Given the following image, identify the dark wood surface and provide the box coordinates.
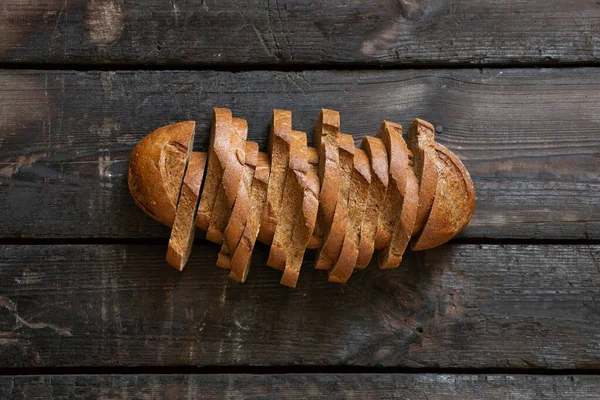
[1,0,599,66]
[2,374,600,399]
[1,68,598,240]
[1,243,599,368]
[1,1,599,397]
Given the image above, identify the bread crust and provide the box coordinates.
[316,133,354,271]
[258,110,292,245]
[411,142,476,250]
[128,121,195,228]
[375,121,418,269]
[217,141,258,269]
[354,136,389,269]
[196,109,233,231]
[166,152,207,271]
[328,147,371,283]
[407,118,438,236]
[229,152,271,283]
[206,117,248,244]
[268,130,308,270]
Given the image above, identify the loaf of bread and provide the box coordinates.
[128,108,476,286]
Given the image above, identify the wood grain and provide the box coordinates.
[0,243,599,368]
[0,69,598,240]
[1,374,600,399]
[1,1,599,66]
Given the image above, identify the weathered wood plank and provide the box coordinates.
[1,69,598,239]
[1,374,599,399]
[0,244,599,368]
[1,1,599,65]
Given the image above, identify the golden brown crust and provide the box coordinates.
[411,142,476,250]
[230,153,271,283]
[268,130,308,270]
[258,110,292,245]
[206,117,248,244]
[196,109,233,231]
[316,133,354,271]
[375,121,418,269]
[166,152,207,271]
[407,118,438,236]
[354,136,388,269]
[217,141,258,270]
[128,121,196,228]
[328,147,371,283]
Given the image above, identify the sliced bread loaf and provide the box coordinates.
[196,109,233,230]
[406,118,438,236]
[206,117,248,244]
[315,133,354,270]
[217,141,259,269]
[258,110,292,245]
[230,152,271,283]
[411,142,476,250]
[267,130,308,270]
[376,121,419,269]
[166,152,207,271]
[328,147,371,282]
[128,121,196,228]
[354,136,389,269]
[280,145,319,288]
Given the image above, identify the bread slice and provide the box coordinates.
[230,152,271,283]
[217,141,259,269]
[128,121,195,228]
[258,110,292,245]
[314,109,341,232]
[375,121,418,269]
[280,146,319,288]
[267,130,308,270]
[411,142,476,250]
[354,136,389,269]
[315,133,354,270]
[306,146,323,250]
[166,152,207,271]
[328,147,371,282]
[206,117,248,244]
[196,109,234,231]
[406,118,438,236]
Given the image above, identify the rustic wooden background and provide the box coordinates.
[0,1,599,398]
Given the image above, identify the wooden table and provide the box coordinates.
[1,1,599,398]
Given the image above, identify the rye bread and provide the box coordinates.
[229,152,271,283]
[328,147,371,282]
[281,154,320,288]
[267,130,308,270]
[258,110,292,245]
[206,117,248,244]
[354,136,389,269]
[196,109,234,231]
[166,152,207,271]
[375,121,419,269]
[128,121,195,228]
[217,141,259,269]
[406,118,438,236]
[411,142,476,250]
[315,133,354,271]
